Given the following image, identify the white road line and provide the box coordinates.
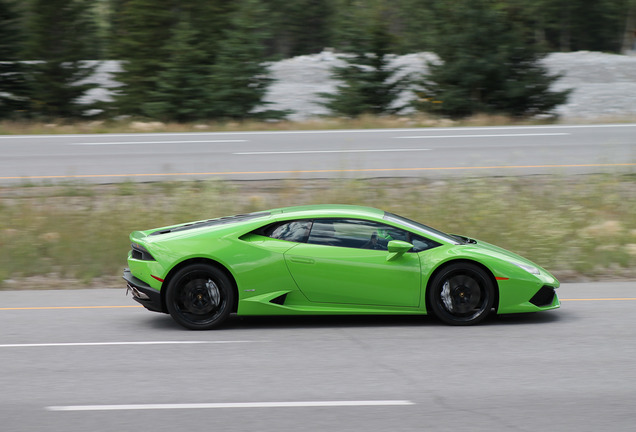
[395,133,570,139]
[0,341,255,348]
[71,140,247,145]
[47,400,415,411]
[234,148,431,155]
[0,123,634,139]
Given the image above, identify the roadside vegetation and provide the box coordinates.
[4,113,636,137]
[1,173,635,290]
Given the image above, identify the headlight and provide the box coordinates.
[513,262,540,275]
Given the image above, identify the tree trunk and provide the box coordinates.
[559,7,571,52]
[621,2,636,53]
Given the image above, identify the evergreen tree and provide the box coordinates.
[110,0,234,117]
[143,15,210,121]
[171,1,235,64]
[515,0,628,53]
[110,0,175,116]
[207,0,275,119]
[23,0,98,118]
[265,0,334,57]
[91,0,111,59]
[320,2,408,117]
[414,0,570,118]
[329,0,372,53]
[392,0,438,53]
[0,0,29,118]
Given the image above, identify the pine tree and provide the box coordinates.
[109,0,175,116]
[142,15,210,121]
[110,0,234,118]
[265,0,334,57]
[413,0,570,119]
[177,1,234,62]
[23,0,98,118]
[320,2,408,117]
[525,0,628,53]
[206,0,276,119]
[0,0,29,118]
[329,0,372,53]
[392,0,437,53]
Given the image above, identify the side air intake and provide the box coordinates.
[269,294,288,305]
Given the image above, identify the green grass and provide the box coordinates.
[1,174,635,289]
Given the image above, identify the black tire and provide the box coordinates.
[165,264,234,330]
[428,262,495,326]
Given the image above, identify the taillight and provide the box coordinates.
[131,243,155,261]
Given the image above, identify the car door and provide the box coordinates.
[284,219,422,307]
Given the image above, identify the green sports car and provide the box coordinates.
[123,204,559,329]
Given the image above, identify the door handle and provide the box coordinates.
[289,256,315,264]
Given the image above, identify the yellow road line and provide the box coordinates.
[0,305,142,311]
[560,298,636,301]
[1,163,635,180]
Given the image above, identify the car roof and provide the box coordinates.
[269,204,386,220]
[143,205,390,239]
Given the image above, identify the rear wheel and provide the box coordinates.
[428,263,494,326]
[166,264,234,330]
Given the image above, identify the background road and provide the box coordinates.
[1,282,635,432]
[1,123,635,184]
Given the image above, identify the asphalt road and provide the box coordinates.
[1,282,635,432]
[1,123,635,184]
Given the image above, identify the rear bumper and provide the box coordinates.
[123,268,165,313]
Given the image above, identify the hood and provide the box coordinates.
[461,237,549,270]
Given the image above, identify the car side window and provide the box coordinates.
[307,219,437,252]
[410,236,440,252]
[263,220,312,243]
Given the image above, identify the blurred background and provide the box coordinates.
[1,0,635,288]
[2,0,636,122]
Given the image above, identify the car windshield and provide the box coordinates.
[383,212,461,245]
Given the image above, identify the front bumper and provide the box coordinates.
[529,285,559,308]
[123,268,165,313]
[497,278,560,314]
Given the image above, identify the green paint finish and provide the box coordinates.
[126,205,560,326]
[285,243,422,307]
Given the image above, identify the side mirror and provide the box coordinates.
[386,240,413,261]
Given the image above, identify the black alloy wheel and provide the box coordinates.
[166,264,234,330]
[428,262,495,325]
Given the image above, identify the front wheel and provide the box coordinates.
[166,264,234,330]
[428,263,495,326]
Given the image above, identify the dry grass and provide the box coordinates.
[0,114,607,136]
[3,113,636,136]
[1,174,635,290]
